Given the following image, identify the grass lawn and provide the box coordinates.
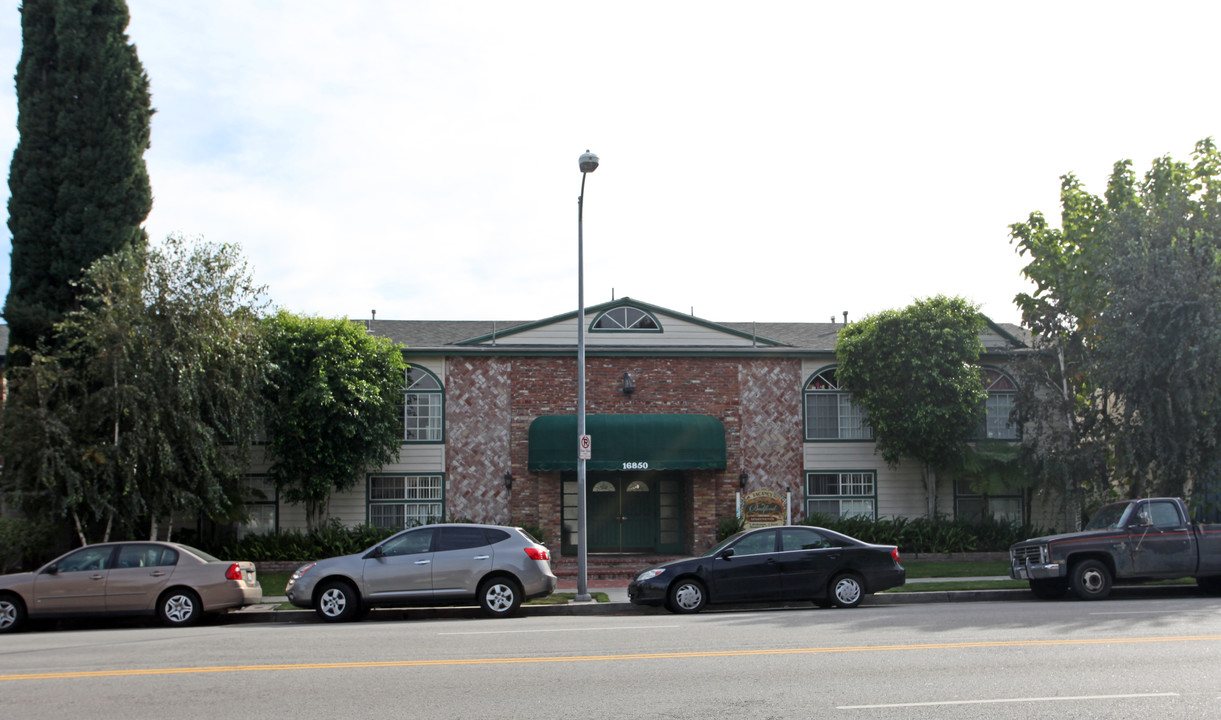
[886,579,1029,592]
[902,560,1010,578]
[259,572,291,597]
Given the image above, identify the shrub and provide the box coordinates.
[798,513,1044,554]
[716,516,745,541]
[0,517,57,572]
[513,520,547,545]
[207,520,397,561]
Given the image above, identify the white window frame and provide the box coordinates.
[804,368,872,441]
[239,475,278,539]
[804,471,877,519]
[978,367,1018,440]
[954,477,1025,524]
[404,366,444,442]
[368,474,444,529]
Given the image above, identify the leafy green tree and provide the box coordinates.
[262,312,408,530]
[0,235,267,544]
[834,296,988,516]
[4,0,153,361]
[1012,139,1221,504]
[0,353,98,544]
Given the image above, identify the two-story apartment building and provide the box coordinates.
[243,297,1032,556]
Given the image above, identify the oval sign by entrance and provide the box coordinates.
[742,489,786,529]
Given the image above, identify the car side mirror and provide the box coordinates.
[43,564,58,575]
[365,546,384,559]
[1136,511,1152,527]
[719,548,735,560]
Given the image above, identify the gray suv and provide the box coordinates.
[285,524,557,620]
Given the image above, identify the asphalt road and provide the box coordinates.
[2,593,1220,719]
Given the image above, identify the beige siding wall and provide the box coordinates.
[493,314,760,347]
[802,442,932,519]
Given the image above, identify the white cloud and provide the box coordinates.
[3,0,1219,325]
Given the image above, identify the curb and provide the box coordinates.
[226,588,1032,624]
[225,584,1212,624]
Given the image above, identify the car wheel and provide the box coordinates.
[158,588,203,627]
[666,578,707,614]
[0,593,27,634]
[1029,579,1068,600]
[315,580,360,622]
[1069,559,1112,601]
[830,573,864,608]
[478,577,523,618]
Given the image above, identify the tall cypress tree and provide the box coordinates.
[5,0,152,360]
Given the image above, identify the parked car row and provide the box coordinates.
[11,497,1221,634]
[0,522,906,633]
[0,541,260,633]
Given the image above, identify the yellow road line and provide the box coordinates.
[5,634,1221,682]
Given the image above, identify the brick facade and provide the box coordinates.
[437,354,804,553]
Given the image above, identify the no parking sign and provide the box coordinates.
[578,434,592,460]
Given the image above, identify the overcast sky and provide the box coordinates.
[1,1,1218,326]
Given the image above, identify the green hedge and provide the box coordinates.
[799,514,1045,554]
[205,520,398,562]
[203,518,550,562]
[0,517,57,572]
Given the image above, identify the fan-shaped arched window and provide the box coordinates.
[803,367,871,440]
[978,367,1018,440]
[404,366,444,442]
[591,306,661,332]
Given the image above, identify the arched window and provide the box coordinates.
[591,306,661,332]
[404,366,444,442]
[803,367,871,440]
[978,367,1017,440]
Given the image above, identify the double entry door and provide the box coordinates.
[562,471,683,554]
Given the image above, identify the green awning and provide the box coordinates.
[528,414,726,471]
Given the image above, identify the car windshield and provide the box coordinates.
[1083,502,1132,531]
[701,531,747,557]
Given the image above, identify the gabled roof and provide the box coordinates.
[360,297,1028,357]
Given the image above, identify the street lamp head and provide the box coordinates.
[579,150,599,174]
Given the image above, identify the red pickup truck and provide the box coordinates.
[1009,497,1221,600]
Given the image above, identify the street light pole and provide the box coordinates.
[575,150,598,603]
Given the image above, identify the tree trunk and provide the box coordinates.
[924,464,938,517]
[72,511,87,546]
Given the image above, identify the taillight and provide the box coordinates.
[225,563,244,580]
[891,548,901,565]
[525,547,550,561]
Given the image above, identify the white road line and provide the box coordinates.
[1090,611,1181,615]
[438,625,679,635]
[838,692,1179,709]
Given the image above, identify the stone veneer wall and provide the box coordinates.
[738,359,804,514]
[443,356,512,524]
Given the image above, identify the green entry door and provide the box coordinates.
[562,472,684,555]
[588,475,655,552]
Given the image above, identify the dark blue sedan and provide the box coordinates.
[627,525,905,613]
